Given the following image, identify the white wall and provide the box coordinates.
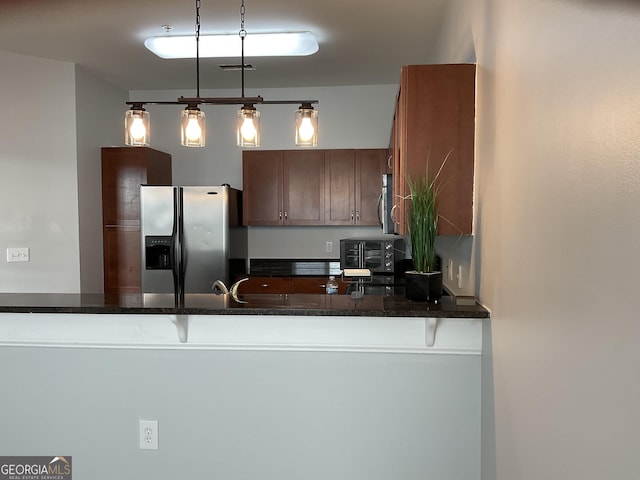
[75,65,127,293]
[435,1,640,479]
[0,346,481,480]
[130,85,398,260]
[0,51,80,293]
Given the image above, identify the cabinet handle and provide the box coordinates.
[284,211,288,219]
[279,211,282,220]
[356,211,360,221]
[261,283,269,287]
[351,210,354,221]
[387,155,393,169]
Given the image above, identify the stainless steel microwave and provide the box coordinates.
[339,238,405,273]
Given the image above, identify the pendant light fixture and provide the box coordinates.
[236,1,260,147]
[181,105,206,147]
[180,1,205,147]
[124,0,318,148]
[237,104,260,147]
[124,104,150,146]
[295,102,318,147]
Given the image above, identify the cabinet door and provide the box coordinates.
[283,150,325,225]
[103,226,141,294]
[398,64,475,235]
[101,151,147,226]
[324,150,356,225]
[355,149,387,225]
[242,150,284,225]
[294,277,349,294]
[101,148,172,227]
[237,276,294,294]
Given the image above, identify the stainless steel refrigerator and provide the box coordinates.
[140,185,246,296]
[378,173,395,234]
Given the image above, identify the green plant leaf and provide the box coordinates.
[405,149,452,273]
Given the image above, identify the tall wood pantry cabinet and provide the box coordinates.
[101,147,172,295]
[390,64,476,235]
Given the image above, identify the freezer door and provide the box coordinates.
[140,186,177,294]
[180,186,229,293]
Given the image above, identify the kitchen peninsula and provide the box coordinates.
[0,292,489,480]
[0,293,488,353]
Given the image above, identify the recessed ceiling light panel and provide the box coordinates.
[145,32,319,59]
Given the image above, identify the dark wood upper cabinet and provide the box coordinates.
[283,150,325,225]
[244,148,387,227]
[324,149,387,226]
[355,149,388,225]
[242,150,284,225]
[324,149,356,225]
[391,64,476,235]
[242,150,324,226]
[101,147,172,294]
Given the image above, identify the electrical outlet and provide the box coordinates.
[457,265,463,289]
[325,241,333,253]
[447,259,454,281]
[139,420,158,450]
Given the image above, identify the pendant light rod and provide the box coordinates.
[195,0,201,98]
[125,98,317,106]
[179,96,264,104]
[240,0,247,99]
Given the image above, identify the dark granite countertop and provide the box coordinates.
[0,293,489,318]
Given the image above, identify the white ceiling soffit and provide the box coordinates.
[0,0,449,90]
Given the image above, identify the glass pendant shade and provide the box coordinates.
[236,106,261,147]
[181,107,206,147]
[295,105,318,147]
[125,108,150,146]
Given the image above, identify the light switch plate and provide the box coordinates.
[7,247,29,262]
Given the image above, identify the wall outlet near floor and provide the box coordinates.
[139,419,159,450]
[6,247,29,263]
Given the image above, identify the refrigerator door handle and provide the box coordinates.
[168,187,181,301]
[177,187,186,300]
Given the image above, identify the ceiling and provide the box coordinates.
[0,0,448,92]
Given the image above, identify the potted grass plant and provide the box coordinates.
[404,154,450,302]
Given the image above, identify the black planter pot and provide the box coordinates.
[405,270,443,302]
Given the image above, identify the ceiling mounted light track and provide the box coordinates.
[145,32,319,59]
[124,0,319,149]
